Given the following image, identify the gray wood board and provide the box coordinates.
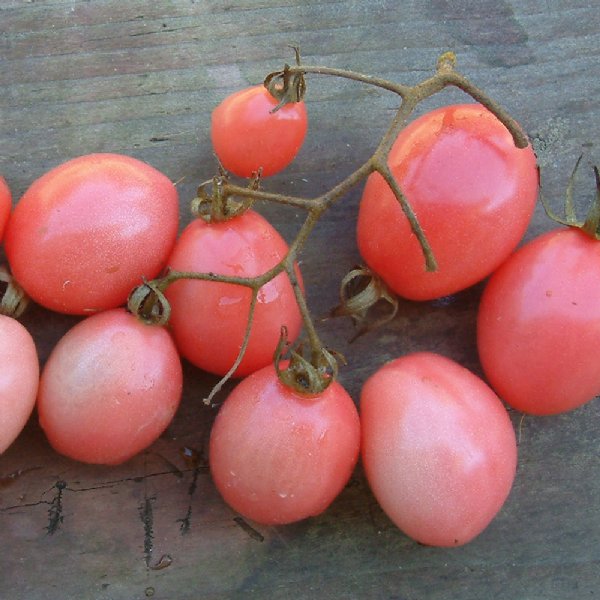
[1,1,600,599]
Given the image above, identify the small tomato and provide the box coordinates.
[211,85,308,178]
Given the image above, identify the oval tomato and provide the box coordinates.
[165,210,302,377]
[478,227,600,415]
[211,85,308,178]
[357,104,538,301]
[37,308,182,465]
[0,176,11,241]
[360,352,517,547]
[4,153,179,315]
[0,315,39,454]
[209,364,360,525]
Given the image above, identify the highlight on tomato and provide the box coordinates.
[357,103,539,301]
[165,209,303,378]
[0,176,11,241]
[211,85,308,178]
[37,308,183,465]
[0,314,39,455]
[4,153,179,315]
[209,362,361,525]
[360,352,517,547]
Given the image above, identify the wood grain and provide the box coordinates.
[1,1,600,598]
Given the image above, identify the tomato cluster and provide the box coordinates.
[0,66,594,548]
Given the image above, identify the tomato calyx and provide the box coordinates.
[127,279,171,326]
[330,265,398,341]
[0,265,30,318]
[274,326,344,395]
[263,46,306,111]
[542,155,600,240]
[191,171,259,223]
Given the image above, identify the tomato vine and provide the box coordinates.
[127,50,530,403]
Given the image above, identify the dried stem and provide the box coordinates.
[203,289,259,406]
[133,52,530,394]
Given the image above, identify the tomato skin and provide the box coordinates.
[360,352,517,547]
[478,228,600,415]
[37,308,182,465]
[0,176,11,241]
[209,364,360,525]
[4,153,179,315]
[165,210,302,377]
[211,85,308,178]
[357,104,538,301]
[0,315,39,454]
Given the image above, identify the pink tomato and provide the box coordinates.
[0,176,11,241]
[165,210,302,377]
[0,315,39,454]
[357,104,538,300]
[209,364,360,525]
[361,352,517,546]
[478,227,600,415]
[5,154,179,314]
[37,308,182,465]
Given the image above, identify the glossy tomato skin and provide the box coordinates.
[37,308,182,465]
[478,228,600,415]
[165,210,302,377]
[357,104,538,301]
[211,85,308,178]
[5,153,179,315]
[361,352,517,547]
[0,176,11,241]
[0,315,39,454]
[209,364,361,525]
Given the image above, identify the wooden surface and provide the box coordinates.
[2,1,600,599]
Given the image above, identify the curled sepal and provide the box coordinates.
[0,265,30,318]
[127,279,171,326]
[263,46,306,112]
[274,326,344,395]
[330,265,398,342]
[541,156,600,240]
[191,172,256,223]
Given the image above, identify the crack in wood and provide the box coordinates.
[138,495,156,568]
[1,467,207,514]
[176,447,205,535]
[46,480,67,535]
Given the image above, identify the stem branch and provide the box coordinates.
[133,52,530,396]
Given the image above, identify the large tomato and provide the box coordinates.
[211,85,308,178]
[165,210,302,377]
[37,308,182,465]
[357,104,538,301]
[0,315,39,454]
[209,363,361,525]
[0,176,11,241]
[478,227,600,415]
[360,352,517,546]
[4,153,179,315]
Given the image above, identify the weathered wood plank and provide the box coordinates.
[2,1,600,598]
